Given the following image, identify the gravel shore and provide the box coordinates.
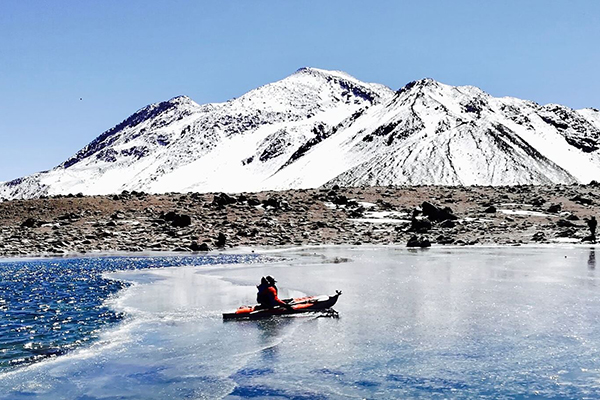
[1,184,599,257]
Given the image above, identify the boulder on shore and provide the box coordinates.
[212,193,237,208]
[21,218,38,228]
[191,241,211,251]
[409,217,432,233]
[216,233,227,248]
[421,201,458,222]
[407,235,431,248]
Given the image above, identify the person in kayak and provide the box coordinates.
[256,276,292,310]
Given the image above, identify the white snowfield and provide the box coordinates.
[1,68,600,200]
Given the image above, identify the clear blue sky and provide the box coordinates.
[1,0,599,182]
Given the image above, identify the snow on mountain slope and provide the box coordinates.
[265,79,600,188]
[0,68,393,199]
[577,108,600,131]
[1,69,599,200]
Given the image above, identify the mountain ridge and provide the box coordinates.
[1,68,600,200]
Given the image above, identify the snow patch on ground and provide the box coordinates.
[497,209,556,218]
[350,217,410,224]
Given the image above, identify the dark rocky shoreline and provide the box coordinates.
[1,184,599,257]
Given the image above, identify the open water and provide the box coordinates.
[1,246,600,399]
[0,255,261,372]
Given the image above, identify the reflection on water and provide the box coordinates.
[589,249,596,270]
[256,318,291,363]
[255,318,291,342]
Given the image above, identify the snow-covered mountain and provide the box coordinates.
[2,68,600,199]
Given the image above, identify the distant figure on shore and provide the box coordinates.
[587,216,597,243]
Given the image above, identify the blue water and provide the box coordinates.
[2,246,600,399]
[0,254,261,372]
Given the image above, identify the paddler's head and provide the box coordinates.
[266,276,276,286]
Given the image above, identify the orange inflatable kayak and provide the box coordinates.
[223,291,342,320]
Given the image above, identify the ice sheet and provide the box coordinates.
[2,246,600,399]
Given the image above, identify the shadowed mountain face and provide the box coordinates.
[2,68,600,199]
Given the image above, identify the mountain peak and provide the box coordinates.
[165,95,199,108]
[294,66,352,78]
[397,77,440,93]
[291,67,370,85]
[168,94,190,102]
[287,67,394,105]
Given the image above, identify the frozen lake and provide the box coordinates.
[2,246,600,399]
